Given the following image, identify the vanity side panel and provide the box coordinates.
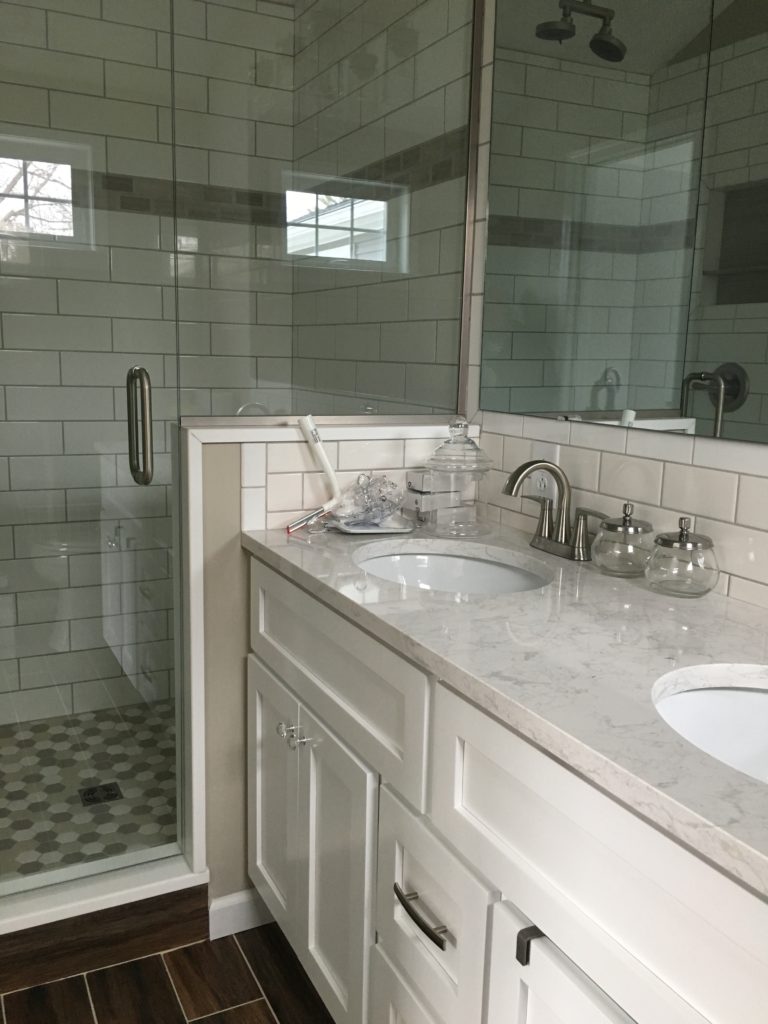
[431,684,768,1024]
[249,558,430,809]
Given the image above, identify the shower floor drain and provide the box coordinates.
[79,782,124,806]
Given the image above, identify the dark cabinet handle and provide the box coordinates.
[516,924,545,965]
[393,883,448,951]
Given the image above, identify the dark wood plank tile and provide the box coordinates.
[0,884,208,993]
[195,1003,277,1024]
[87,956,184,1024]
[164,936,263,1019]
[236,924,334,1024]
[4,975,93,1024]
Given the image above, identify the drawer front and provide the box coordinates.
[376,786,496,1024]
[431,685,758,1024]
[250,558,430,808]
[370,947,438,1024]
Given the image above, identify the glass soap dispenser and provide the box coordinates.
[591,502,654,577]
[644,517,719,598]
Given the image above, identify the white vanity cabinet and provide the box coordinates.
[247,654,378,1024]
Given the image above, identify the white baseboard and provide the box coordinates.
[209,888,273,940]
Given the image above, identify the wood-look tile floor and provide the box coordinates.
[1,923,334,1024]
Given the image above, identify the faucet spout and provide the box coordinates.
[503,460,572,545]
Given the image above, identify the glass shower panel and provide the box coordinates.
[170,0,472,418]
[0,1,181,894]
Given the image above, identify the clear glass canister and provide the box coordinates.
[591,502,654,577]
[424,418,493,536]
[644,517,719,598]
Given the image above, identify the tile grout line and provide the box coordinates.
[159,951,190,1023]
[232,934,282,1024]
[83,973,99,1024]
[187,994,269,1023]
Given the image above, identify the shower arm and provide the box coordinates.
[559,0,615,24]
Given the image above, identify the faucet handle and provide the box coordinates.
[571,507,609,562]
[522,495,554,541]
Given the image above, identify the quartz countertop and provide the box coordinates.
[241,523,768,900]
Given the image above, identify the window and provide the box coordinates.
[286,191,388,261]
[284,173,409,271]
[0,157,74,238]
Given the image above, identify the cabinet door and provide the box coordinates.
[296,707,378,1024]
[487,902,634,1024]
[247,654,300,943]
[370,947,439,1024]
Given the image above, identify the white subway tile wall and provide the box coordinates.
[480,411,768,606]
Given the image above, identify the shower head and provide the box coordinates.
[535,15,576,42]
[535,1,627,62]
[589,21,627,62]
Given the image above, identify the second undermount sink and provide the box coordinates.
[653,664,768,783]
[353,540,552,595]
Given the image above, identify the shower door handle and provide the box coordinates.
[126,366,154,485]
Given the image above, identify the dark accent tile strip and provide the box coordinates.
[488,213,695,254]
[70,126,469,228]
[3,975,92,1024]
[163,936,263,1019]
[0,884,208,993]
[87,957,185,1024]
[237,924,335,1024]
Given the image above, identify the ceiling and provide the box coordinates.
[495,0,715,75]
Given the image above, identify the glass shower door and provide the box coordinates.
[0,0,181,893]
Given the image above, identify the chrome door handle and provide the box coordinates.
[126,366,154,485]
[393,883,448,951]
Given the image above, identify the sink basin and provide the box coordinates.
[653,664,768,783]
[354,541,551,595]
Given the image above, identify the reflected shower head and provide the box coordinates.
[589,21,627,62]
[535,1,627,62]
[535,15,576,42]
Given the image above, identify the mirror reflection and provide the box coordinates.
[480,0,768,442]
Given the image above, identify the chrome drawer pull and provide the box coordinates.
[393,883,448,951]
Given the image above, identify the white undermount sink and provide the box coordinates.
[353,540,551,595]
[653,664,768,783]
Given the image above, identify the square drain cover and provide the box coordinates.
[79,782,123,806]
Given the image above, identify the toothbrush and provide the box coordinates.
[286,415,342,533]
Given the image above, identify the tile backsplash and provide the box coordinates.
[480,411,768,608]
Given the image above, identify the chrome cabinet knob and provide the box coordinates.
[287,733,310,750]
[276,722,297,739]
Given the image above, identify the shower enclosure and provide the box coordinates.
[0,0,475,901]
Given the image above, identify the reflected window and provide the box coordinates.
[286,191,388,262]
[0,157,74,238]
[284,174,409,271]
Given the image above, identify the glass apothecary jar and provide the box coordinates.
[591,502,654,578]
[424,418,492,537]
[644,517,719,598]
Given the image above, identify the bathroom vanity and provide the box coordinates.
[241,526,768,1024]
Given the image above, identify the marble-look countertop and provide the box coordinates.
[241,523,768,900]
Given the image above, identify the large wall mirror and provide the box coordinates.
[480,0,768,443]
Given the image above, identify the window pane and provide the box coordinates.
[317,228,351,258]
[286,190,316,222]
[0,194,27,232]
[353,231,386,262]
[27,200,74,236]
[0,158,24,196]
[287,223,317,255]
[26,161,72,201]
[354,199,386,233]
[317,198,352,228]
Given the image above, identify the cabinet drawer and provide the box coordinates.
[431,685,760,1024]
[370,947,438,1024]
[376,786,496,1024]
[250,558,430,808]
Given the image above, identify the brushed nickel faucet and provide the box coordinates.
[503,460,606,561]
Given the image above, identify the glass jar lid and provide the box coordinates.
[425,418,493,473]
[654,516,714,551]
[599,501,653,535]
